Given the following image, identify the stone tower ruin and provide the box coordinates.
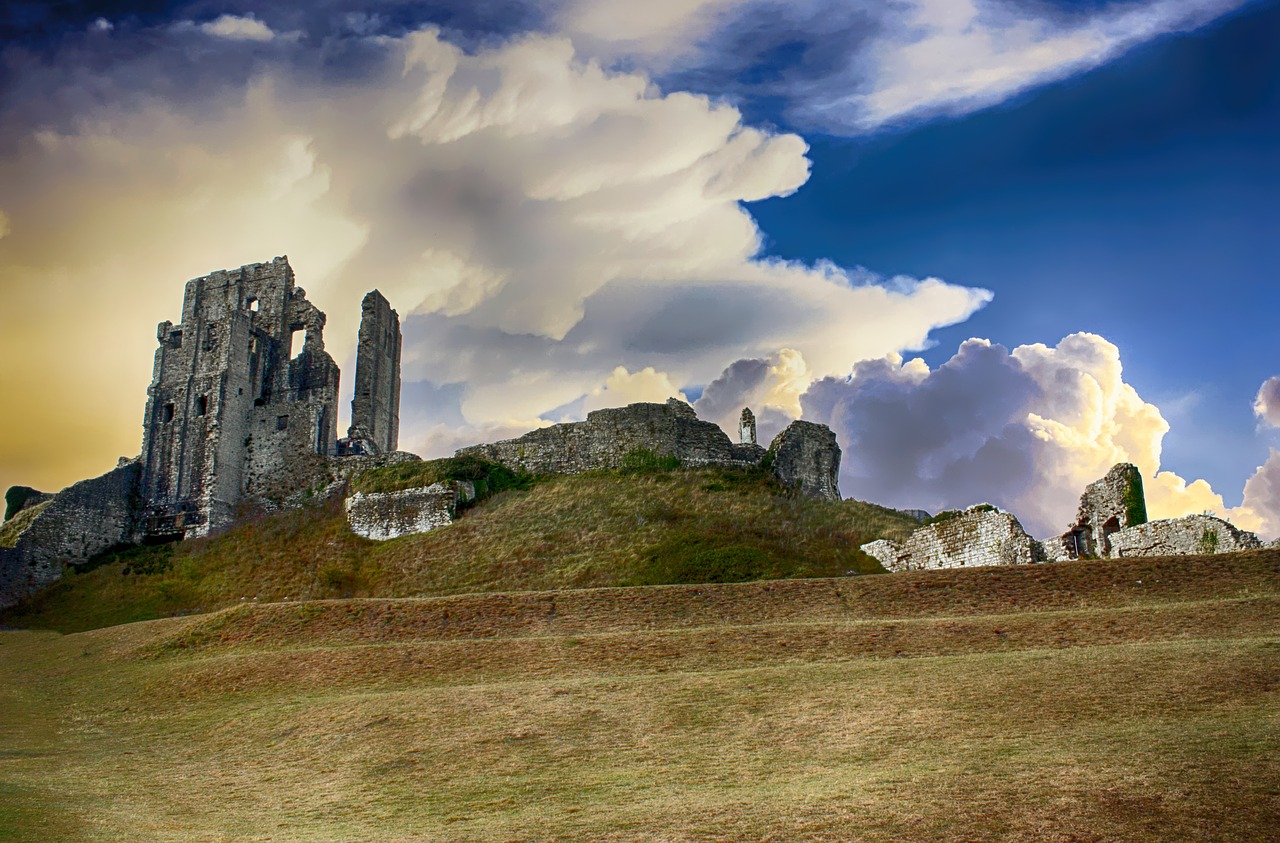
[739,407,757,446]
[343,290,402,455]
[139,256,398,539]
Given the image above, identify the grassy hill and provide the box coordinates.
[1,465,919,634]
[2,550,1277,841]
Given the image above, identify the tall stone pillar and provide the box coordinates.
[347,290,402,454]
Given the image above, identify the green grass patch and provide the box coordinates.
[350,454,536,498]
[0,501,52,548]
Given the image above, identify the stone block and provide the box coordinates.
[344,484,457,541]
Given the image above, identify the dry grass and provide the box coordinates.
[2,468,920,633]
[0,499,52,548]
[1,552,1278,841]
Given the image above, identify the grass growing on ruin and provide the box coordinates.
[1,553,1278,841]
[0,500,52,548]
[1,467,920,633]
[349,454,536,499]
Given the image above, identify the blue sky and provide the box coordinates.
[1,0,1277,537]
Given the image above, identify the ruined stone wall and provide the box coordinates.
[344,484,456,541]
[767,421,841,501]
[459,399,747,473]
[860,505,1038,573]
[347,290,401,454]
[1058,463,1148,558]
[1109,515,1262,558]
[0,462,141,609]
[458,399,842,499]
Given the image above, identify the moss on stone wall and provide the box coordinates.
[1122,470,1148,528]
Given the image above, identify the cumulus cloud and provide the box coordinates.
[0,22,989,497]
[1239,451,1280,539]
[583,367,687,414]
[1254,376,1280,428]
[757,332,1270,538]
[198,14,278,42]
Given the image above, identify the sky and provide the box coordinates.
[0,0,1276,539]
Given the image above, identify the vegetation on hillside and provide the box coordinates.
[1,465,920,633]
[349,454,536,501]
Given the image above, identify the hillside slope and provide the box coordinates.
[1,467,919,633]
[1,551,1277,842]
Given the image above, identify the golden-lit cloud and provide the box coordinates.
[0,24,990,499]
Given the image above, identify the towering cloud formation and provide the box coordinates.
[0,22,988,496]
[696,335,1279,539]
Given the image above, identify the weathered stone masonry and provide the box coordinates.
[861,505,1039,573]
[139,256,341,538]
[342,290,401,456]
[458,399,842,501]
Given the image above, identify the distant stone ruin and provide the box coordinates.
[0,256,405,608]
[861,505,1039,573]
[1046,463,1147,561]
[864,462,1268,572]
[739,408,757,445]
[458,399,842,501]
[1109,514,1262,558]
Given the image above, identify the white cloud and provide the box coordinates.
[583,367,688,414]
[0,24,990,497]
[559,0,1251,134]
[794,332,1274,538]
[91,18,113,33]
[199,14,277,42]
[1254,376,1280,428]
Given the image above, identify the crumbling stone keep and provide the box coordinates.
[139,257,342,538]
[344,290,402,455]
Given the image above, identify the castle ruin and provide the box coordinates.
[138,256,401,539]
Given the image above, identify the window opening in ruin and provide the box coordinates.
[246,297,259,313]
[203,326,217,351]
[163,403,175,423]
[169,330,183,348]
[290,329,305,361]
[277,415,289,431]
[196,396,208,416]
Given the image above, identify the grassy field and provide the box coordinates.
[0,467,919,634]
[2,551,1278,841]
